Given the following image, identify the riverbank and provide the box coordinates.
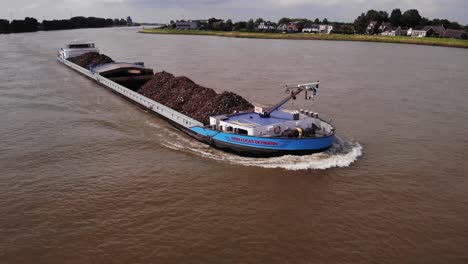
[139,29,468,49]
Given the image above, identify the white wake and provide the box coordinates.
[146,121,362,170]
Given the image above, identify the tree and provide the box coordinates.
[247,18,254,30]
[225,19,233,31]
[9,17,38,32]
[432,18,462,29]
[84,17,108,28]
[212,21,224,31]
[105,19,113,27]
[333,23,354,34]
[0,19,9,33]
[389,8,402,26]
[401,9,421,28]
[353,13,368,34]
[418,17,430,27]
[323,18,329,24]
[353,9,391,34]
[366,10,386,22]
[254,18,264,27]
[234,21,247,30]
[42,19,74,30]
[314,18,320,24]
[208,18,221,26]
[448,21,462,30]
[379,11,389,21]
[203,17,221,30]
[71,16,86,28]
[278,17,291,25]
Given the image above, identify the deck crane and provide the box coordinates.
[257,81,320,118]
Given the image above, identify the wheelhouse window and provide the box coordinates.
[68,43,95,49]
[237,129,248,135]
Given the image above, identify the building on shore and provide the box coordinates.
[378,22,392,33]
[302,24,320,33]
[257,22,276,32]
[422,25,446,37]
[410,29,428,37]
[175,20,199,30]
[443,29,467,39]
[277,23,288,32]
[381,26,407,36]
[367,21,379,34]
[409,25,446,38]
[319,24,333,34]
[287,21,304,32]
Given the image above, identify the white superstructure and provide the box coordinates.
[58,41,99,60]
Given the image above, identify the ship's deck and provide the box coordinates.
[215,108,306,128]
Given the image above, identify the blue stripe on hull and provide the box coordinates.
[189,126,334,152]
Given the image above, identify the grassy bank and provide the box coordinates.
[139,29,468,49]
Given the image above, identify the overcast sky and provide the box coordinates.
[1,0,467,24]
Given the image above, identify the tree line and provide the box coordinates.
[0,16,130,34]
[353,8,467,34]
[171,17,353,33]
[169,8,467,34]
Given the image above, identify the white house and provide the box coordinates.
[381,26,405,36]
[407,28,413,36]
[302,24,319,33]
[257,22,276,31]
[319,25,333,34]
[411,29,427,37]
[303,27,319,33]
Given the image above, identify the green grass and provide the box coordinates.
[139,29,468,49]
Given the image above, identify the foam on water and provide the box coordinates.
[146,121,362,170]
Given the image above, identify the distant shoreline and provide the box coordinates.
[139,29,468,49]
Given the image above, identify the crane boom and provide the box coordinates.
[259,81,320,117]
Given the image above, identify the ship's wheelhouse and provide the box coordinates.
[59,42,99,60]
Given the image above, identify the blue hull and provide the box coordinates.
[189,127,335,157]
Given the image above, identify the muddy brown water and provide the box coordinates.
[1,27,467,263]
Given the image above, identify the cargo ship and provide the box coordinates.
[58,42,335,157]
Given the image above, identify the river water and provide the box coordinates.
[1,27,467,263]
